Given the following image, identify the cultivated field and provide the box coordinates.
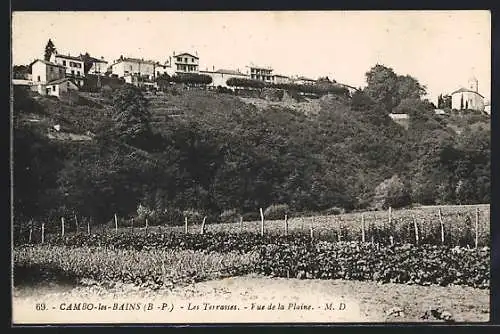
[12,204,491,323]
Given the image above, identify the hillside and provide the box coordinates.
[13,85,490,229]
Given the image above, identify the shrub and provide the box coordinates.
[373,175,411,209]
[264,204,289,220]
[220,209,241,224]
[183,209,204,223]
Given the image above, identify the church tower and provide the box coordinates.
[468,76,478,92]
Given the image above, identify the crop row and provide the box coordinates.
[14,245,258,290]
[255,242,490,289]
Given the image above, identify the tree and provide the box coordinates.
[437,94,443,109]
[155,73,171,91]
[13,65,30,79]
[460,94,464,110]
[364,64,399,112]
[111,84,152,145]
[364,64,427,112]
[79,52,94,74]
[372,175,411,209]
[465,100,469,110]
[44,39,56,61]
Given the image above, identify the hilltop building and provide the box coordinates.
[247,64,274,83]
[49,52,85,87]
[450,76,485,112]
[29,59,79,97]
[172,52,199,73]
[199,68,249,88]
[87,56,109,76]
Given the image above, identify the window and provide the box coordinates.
[71,70,75,75]
[37,75,40,82]
[184,58,187,63]
[63,60,66,66]
[77,71,80,76]
[53,85,56,90]
[177,57,182,62]
[191,58,194,63]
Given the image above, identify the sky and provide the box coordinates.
[11,11,491,103]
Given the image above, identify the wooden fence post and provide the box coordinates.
[87,218,91,235]
[201,216,207,234]
[41,223,45,244]
[310,224,314,241]
[184,216,188,233]
[239,216,243,232]
[114,213,118,233]
[337,219,341,242]
[61,217,65,237]
[145,218,148,233]
[361,214,365,243]
[388,206,392,244]
[475,207,479,249]
[412,214,419,245]
[74,213,79,233]
[284,214,288,236]
[260,208,264,236]
[438,208,445,245]
[29,226,33,243]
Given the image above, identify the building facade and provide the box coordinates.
[88,57,109,76]
[274,74,291,84]
[450,77,485,111]
[50,53,85,86]
[173,52,199,73]
[248,65,274,83]
[293,76,316,85]
[110,57,158,80]
[200,69,249,88]
[30,59,66,84]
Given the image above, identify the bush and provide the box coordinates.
[263,204,289,220]
[183,209,204,223]
[372,175,411,210]
[241,211,261,221]
[220,209,241,224]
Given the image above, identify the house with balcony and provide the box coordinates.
[49,52,85,87]
[173,52,199,73]
[110,56,158,80]
[247,64,274,83]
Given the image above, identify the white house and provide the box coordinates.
[274,74,291,84]
[293,76,316,85]
[88,56,109,76]
[30,59,66,85]
[31,77,79,97]
[200,68,249,88]
[110,56,166,80]
[172,52,199,73]
[50,52,85,87]
[44,78,79,97]
[247,64,274,83]
[450,76,485,112]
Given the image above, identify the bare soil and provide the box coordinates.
[12,275,489,324]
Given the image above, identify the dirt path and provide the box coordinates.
[12,275,489,324]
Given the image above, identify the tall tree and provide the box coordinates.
[44,39,56,61]
[460,94,464,110]
[111,83,152,145]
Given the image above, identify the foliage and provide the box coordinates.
[220,209,240,224]
[171,73,212,86]
[255,242,489,289]
[227,77,266,89]
[13,65,30,79]
[263,204,289,220]
[364,64,426,112]
[372,175,411,210]
[14,245,259,288]
[110,83,152,145]
[44,39,56,61]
